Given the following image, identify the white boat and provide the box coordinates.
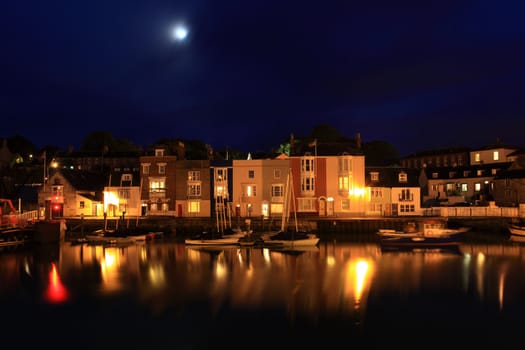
[184,235,242,246]
[184,225,247,246]
[260,170,320,247]
[85,229,146,245]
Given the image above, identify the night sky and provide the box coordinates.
[3,1,525,156]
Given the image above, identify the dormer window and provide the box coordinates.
[398,172,407,183]
[370,172,379,182]
[120,174,132,186]
[155,148,165,157]
[157,162,166,174]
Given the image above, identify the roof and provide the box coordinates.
[57,169,107,191]
[365,166,421,187]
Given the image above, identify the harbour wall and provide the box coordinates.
[63,215,513,239]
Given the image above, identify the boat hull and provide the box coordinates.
[260,231,320,247]
[184,237,241,246]
[508,225,525,237]
[379,234,463,248]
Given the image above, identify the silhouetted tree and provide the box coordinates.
[362,140,400,166]
[80,131,142,153]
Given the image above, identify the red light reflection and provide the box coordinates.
[44,263,69,303]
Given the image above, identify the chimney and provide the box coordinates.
[177,141,185,160]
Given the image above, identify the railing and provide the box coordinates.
[0,210,39,228]
[422,206,521,218]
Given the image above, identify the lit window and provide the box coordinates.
[149,179,165,193]
[493,151,499,161]
[188,201,200,213]
[187,184,201,196]
[188,171,200,181]
[338,176,350,192]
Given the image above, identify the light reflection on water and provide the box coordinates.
[1,239,525,346]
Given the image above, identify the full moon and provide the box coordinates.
[172,24,188,41]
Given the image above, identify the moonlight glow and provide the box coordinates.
[172,24,188,41]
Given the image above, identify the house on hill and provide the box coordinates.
[38,168,107,219]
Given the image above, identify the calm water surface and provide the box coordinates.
[1,233,524,348]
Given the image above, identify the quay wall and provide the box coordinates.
[64,215,513,240]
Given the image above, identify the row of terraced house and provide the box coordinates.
[36,141,525,220]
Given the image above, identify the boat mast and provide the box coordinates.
[290,170,298,232]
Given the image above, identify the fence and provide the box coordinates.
[422,205,523,218]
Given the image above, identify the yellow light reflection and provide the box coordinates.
[355,260,369,300]
[476,252,485,298]
[148,264,166,288]
[263,248,271,264]
[214,252,227,280]
[498,272,505,311]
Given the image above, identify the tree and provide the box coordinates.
[362,140,400,166]
[80,131,141,153]
[309,124,345,142]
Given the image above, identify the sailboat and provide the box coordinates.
[260,170,320,247]
[185,194,248,246]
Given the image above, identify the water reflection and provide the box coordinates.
[2,239,525,345]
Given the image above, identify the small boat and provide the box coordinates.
[184,228,247,246]
[261,229,320,247]
[85,229,146,245]
[508,224,525,237]
[377,220,469,248]
[184,235,242,246]
[0,227,34,248]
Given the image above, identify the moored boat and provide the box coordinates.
[85,229,148,245]
[260,170,320,247]
[508,224,525,237]
[377,219,469,248]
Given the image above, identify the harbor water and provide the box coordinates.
[0,231,523,348]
